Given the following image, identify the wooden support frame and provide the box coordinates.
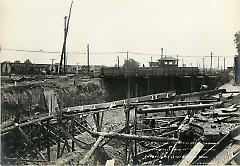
[15,124,46,161]
[57,125,88,148]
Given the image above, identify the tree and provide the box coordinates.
[24,59,32,64]
[122,58,140,68]
[234,31,240,56]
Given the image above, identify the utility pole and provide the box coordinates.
[150,57,152,67]
[87,44,90,76]
[177,55,179,66]
[224,57,226,71]
[217,57,220,70]
[202,58,205,70]
[126,51,129,67]
[50,58,56,74]
[117,56,120,67]
[210,52,213,73]
[76,63,79,74]
[161,48,163,60]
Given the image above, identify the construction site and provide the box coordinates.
[1,0,240,165]
[1,68,240,165]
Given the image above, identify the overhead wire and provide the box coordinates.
[1,48,233,58]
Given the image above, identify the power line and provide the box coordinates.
[1,48,233,58]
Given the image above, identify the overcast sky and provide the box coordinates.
[1,0,240,68]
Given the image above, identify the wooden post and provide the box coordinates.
[38,124,41,151]
[133,106,138,164]
[46,120,51,161]
[93,113,101,132]
[125,77,131,164]
[100,112,104,131]
[179,142,204,166]
[79,136,104,165]
[57,128,61,159]
[71,117,75,152]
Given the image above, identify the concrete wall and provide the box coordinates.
[103,76,202,101]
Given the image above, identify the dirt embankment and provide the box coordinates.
[1,77,105,122]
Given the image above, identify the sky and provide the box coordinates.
[1,0,240,68]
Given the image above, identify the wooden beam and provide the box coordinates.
[135,143,169,160]
[63,92,176,113]
[105,159,115,166]
[136,126,177,132]
[91,131,178,142]
[174,89,226,100]
[179,142,204,166]
[137,102,222,114]
[130,99,219,106]
[1,115,54,134]
[79,136,104,165]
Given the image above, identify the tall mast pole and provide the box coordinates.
[64,16,67,74]
[59,1,73,74]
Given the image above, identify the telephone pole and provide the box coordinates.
[202,58,205,70]
[217,57,220,70]
[50,58,56,73]
[126,51,129,67]
[161,48,163,60]
[76,63,79,74]
[117,56,120,67]
[224,57,226,71]
[87,44,90,76]
[210,52,213,72]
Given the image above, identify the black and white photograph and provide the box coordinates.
[1,0,240,165]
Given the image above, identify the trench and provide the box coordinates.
[0,74,229,164]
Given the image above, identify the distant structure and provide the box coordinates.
[149,57,179,67]
[0,61,103,77]
[235,56,240,84]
